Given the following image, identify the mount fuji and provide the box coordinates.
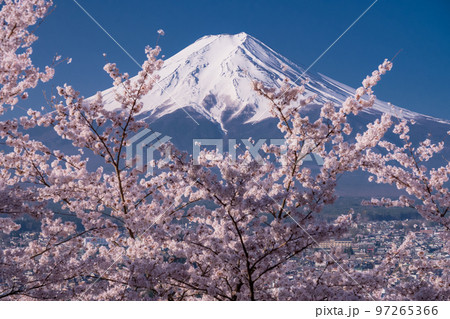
[98,32,448,197]
[100,32,449,149]
[103,33,447,120]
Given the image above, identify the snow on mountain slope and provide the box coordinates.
[101,32,450,133]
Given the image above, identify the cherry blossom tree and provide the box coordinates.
[0,0,448,301]
[0,0,55,237]
[358,107,450,300]
[0,0,54,115]
[361,121,449,230]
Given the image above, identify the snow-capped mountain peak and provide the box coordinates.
[101,32,305,131]
[101,32,449,133]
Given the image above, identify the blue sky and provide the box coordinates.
[21,0,450,119]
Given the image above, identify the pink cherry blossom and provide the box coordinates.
[0,0,447,301]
